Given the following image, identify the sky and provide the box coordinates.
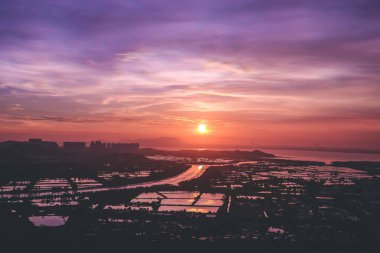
[0,0,379,148]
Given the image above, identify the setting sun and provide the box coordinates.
[197,124,208,134]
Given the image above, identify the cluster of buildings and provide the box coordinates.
[61,140,139,153]
[87,140,139,153]
[27,138,59,149]
[0,138,139,153]
[64,140,139,153]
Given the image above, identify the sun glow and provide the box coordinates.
[197,124,208,134]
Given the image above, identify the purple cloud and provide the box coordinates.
[0,0,379,147]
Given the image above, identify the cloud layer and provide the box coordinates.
[1,0,379,147]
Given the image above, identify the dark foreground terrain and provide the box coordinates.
[0,142,379,252]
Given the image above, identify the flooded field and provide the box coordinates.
[105,191,226,215]
[31,197,80,207]
[204,162,375,190]
[146,155,234,164]
[257,165,372,186]
[0,181,30,192]
[28,215,69,227]
[33,179,71,192]
[71,178,102,189]
[98,170,158,181]
[1,167,196,198]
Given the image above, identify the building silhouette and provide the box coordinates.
[89,140,139,153]
[63,142,86,150]
[28,138,58,149]
[90,140,106,150]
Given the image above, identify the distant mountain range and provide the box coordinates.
[126,137,380,154]
[139,148,275,160]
